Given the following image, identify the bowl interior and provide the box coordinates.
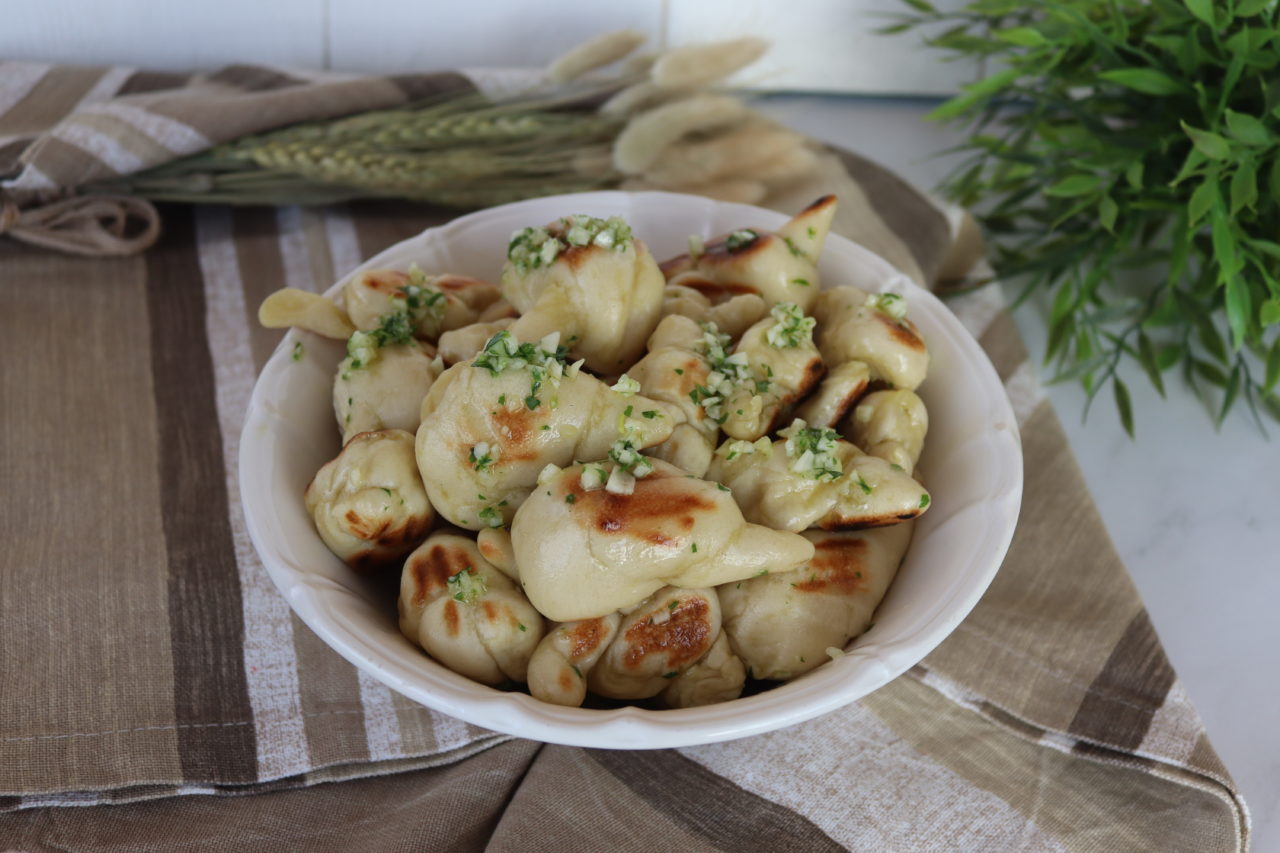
[240,190,1022,749]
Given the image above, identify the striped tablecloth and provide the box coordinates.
[0,61,1250,851]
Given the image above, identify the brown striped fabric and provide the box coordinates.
[0,61,1249,851]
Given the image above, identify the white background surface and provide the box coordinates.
[4,2,1276,848]
[0,0,973,95]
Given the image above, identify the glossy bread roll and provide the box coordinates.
[526,614,621,707]
[658,195,836,312]
[793,360,871,429]
[811,286,929,391]
[706,427,930,532]
[304,429,435,572]
[719,305,824,441]
[334,341,442,444]
[415,343,683,530]
[511,458,814,621]
[502,215,665,373]
[661,632,746,709]
[844,389,929,475]
[661,284,768,339]
[588,586,721,700]
[344,269,501,341]
[398,531,545,685]
[719,523,913,680]
[629,315,719,476]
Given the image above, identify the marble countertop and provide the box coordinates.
[757,93,1280,851]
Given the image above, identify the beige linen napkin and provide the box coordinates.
[0,62,1249,851]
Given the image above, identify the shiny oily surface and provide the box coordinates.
[239,191,1023,749]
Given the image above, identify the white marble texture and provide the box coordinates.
[756,94,1280,852]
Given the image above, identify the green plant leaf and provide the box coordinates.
[1212,206,1243,281]
[1194,358,1228,386]
[996,27,1047,46]
[1125,159,1145,189]
[1181,122,1233,160]
[1137,332,1167,396]
[1099,195,1119,232]
[900,0,937,11]
[1170,147,1206,186]
[1113,377,1135,437]
[1219,363,1241,425]
[926,68,1020,121]
[1265,338,1280,392]
[1251,239,1280,261]
[1098,68,1186,95]
[1224,276,1251,349]
[1237,0,1272,16]
[1187,178,1218,226]
[1224,109,1271,146]
[1183,0,1216,26]
[1230,160,1258,214]
[1045,173,1101,197]
[1262,298,1280,326]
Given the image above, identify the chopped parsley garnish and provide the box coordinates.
[919,493,931,508]
[580,463,608,491]
[607,431,654,480]
[571,664,583,679]
[662,670,679,679]
[724,229,758,252]
[716,483,730,492]
[791,278,810,287]
[690,323,757,423]
[476,500,508,529]
[517,623,527,631]
[781,420,843,481]
[641,409,659,419]
[854,473,874,495]
[765,302,816,349]
[565,494,576,504]
[469,443,497,473]
[342,270,447,373]
[447,567,487,604]
[472,330,570,411]
[691,542,698,553]
[721,437,772,461]
[668,600,679,610]
[866,291,908,321]
[507,215,633,275]
[674,367,684,375]
[782,235,807,259]
[291,341,304,361]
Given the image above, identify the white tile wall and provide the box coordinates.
[0,0,972,95]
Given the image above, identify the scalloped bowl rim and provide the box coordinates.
[239,190,1023,749]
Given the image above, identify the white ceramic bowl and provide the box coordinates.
[240,190,1022,749]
